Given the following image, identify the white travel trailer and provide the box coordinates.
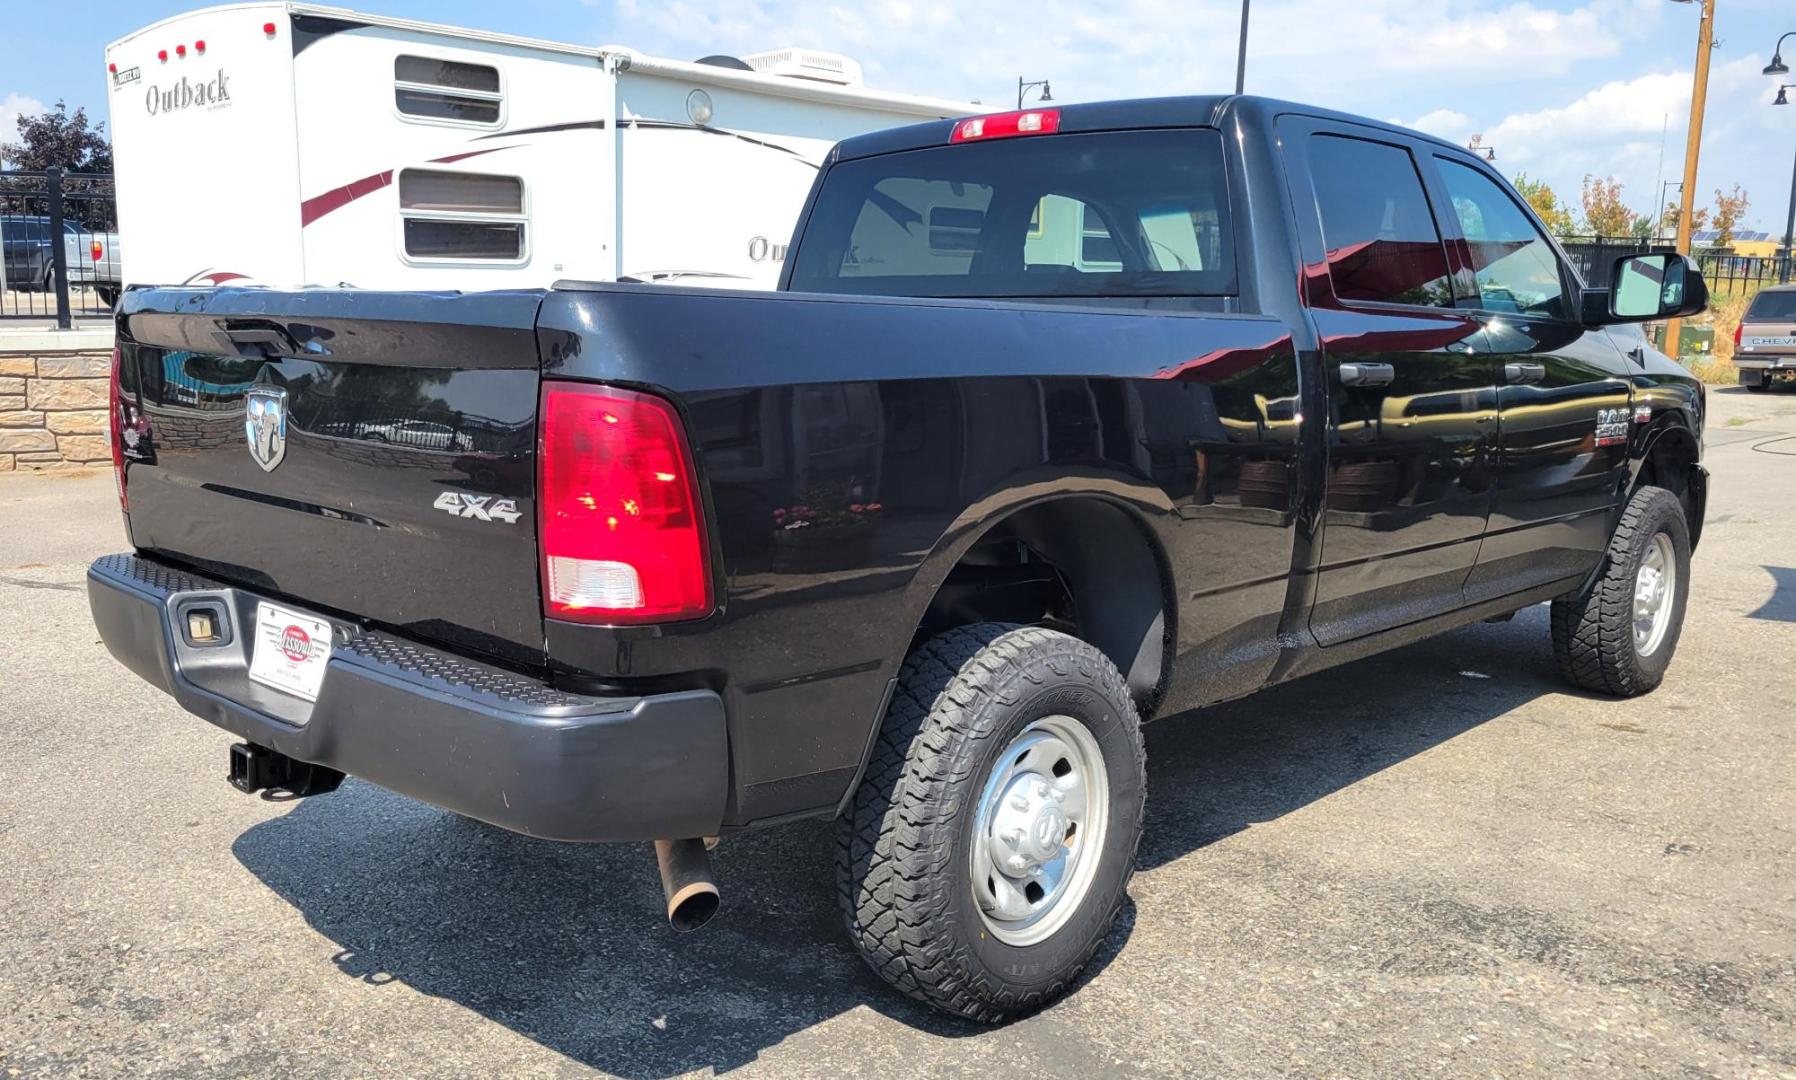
[103,4,978,291]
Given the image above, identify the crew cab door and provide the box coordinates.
[1279,117,1499,645]
[1423,152,1634,599]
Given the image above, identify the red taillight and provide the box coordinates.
[109,347,127,512]
[1734,322,1744,349]
[538,382,712,625]
[949,108,1062,143]
[91,241,103,261]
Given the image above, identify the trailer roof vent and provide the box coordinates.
[693,54,754,72]
[740,48,863,87]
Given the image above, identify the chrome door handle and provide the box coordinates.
[1339,362,1395,387]
[1504,362,1547,385]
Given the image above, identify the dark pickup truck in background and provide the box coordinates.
[89,96,1709,1022]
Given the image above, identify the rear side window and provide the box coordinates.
[398,169,526,261]
[788,129,1235,298]
[1308,135,1453,307]
[1746,290,1796,320]
[1435,158,1570,320]
[394,55,502,125]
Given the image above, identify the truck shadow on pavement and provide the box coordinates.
[232,607,1568,1076]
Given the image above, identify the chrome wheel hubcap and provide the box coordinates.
[970,715,1109,947]
[1634,532,1677,657]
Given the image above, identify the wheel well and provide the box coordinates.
[1636,427,1703,548]
[915,498,1171,711]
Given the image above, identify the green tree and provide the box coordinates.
[0,100,112,172]
[1512,173,1575,235]
[1580,175,1635,237]
[1661,200,1709,238]
[1711,184,1750,248]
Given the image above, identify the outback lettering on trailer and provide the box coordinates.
[145,70,231,116]
[747,236,788,263]
[433,492,522,524]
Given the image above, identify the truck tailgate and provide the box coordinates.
[117,288,547,667]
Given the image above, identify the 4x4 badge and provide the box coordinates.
[244,386,288,472]
[433,491,521,524]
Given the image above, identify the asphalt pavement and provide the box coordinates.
[1,386,1793,1078]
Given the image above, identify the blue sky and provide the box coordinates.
[3,0,1792,232]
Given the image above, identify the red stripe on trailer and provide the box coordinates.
[297,146,513,226]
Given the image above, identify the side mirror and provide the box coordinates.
[1602,252,1708,323]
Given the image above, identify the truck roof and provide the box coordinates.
[830,95,1474,162]
[106,2,981,119]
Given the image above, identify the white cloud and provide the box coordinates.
[592,0,1658,104]
[1400,108,1476,143]
[1442,56,1788,230]
[583,0,1784,229]
[0,92,45,162]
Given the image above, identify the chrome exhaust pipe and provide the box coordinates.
[654,838,720,932]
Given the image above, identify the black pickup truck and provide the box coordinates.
[90,96,1709,1022]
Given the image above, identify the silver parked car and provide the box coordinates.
[0,214,124,308]
[1735,284,1796,392]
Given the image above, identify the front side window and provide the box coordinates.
[789,129,1235,298]
[1308,135,1453,307]
[1436,158,1570,320]
[394,55,502,126]
[398,169,525,261]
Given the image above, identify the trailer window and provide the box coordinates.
[398,169,526,261]
[394,56,502,126]
[789,129,1235,298]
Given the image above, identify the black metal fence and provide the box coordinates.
[1559,233,1793,293]
[1557,235,1659,289]
[1694,252,1794,295]
[1,168,119,327]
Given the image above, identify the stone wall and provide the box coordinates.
[0,331,114,472]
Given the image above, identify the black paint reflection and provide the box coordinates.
[1307,308,1497,645]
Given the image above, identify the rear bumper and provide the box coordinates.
[1734,356,1796,369]
[87,553,728,842]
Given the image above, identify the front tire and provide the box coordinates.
[1551,485,1691,696]
[837,623,1146,1022]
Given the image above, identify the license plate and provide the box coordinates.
[247,602,333,702]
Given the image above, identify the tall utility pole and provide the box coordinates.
[1666,0,1715,357]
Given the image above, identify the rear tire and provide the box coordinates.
[837,623,1146,1022]
[1550,485,1690,696]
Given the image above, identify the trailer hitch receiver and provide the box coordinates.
[228,742,345,798]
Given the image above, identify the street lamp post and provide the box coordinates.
[1660,180,1684,241]
[1769,33,1796,283]
[1016,77,1052,111]
[1665,0,1716,358]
